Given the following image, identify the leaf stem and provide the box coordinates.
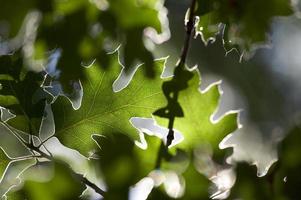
[28,143,107,197]
[155,0,197,169]
[166,0,197,147]
[73,173,107,197]
[27,143,107,197]
[3,122,106,197]
[178,0,197,67]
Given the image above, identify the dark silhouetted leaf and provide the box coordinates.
[0,52,48,134]
[195,0,293,59]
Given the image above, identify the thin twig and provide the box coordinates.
[166,0,197,147]
[74,173,107,197]
[11,155,43,160]
[37,135,53,148]
[29,144,107,197]
[178,0,197,67]
[27,145,106,197]
[155,0,198,169]
[3,122,106,197]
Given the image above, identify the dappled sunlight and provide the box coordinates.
[220,125,279,177]
[129,177,154,200]
[0,0,300,199]
[194,144,236,199]
[131,117,184,149]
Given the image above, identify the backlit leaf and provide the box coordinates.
[155,67,238,155]
[52,56,166,156]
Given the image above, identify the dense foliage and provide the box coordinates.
[0,0,299,199]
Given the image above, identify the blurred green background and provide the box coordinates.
[1,0,301,199]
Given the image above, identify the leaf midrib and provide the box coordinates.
[56,92,161,135]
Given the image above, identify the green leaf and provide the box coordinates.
[93,133,190,198]
[0,148,10,180]
[104,0,166,76]
[0,53,48,135]
[0,0,36,38]
[195,12,221,45]
[39,0,168,93]
[52,57,166,156]
[108,0,162,32]
[92,133,140,198]
[6,162,86,200]
[133,134,188,176]
[0,158,36,199]
[195,0,293,59]
[148,163,211,199]
[155,67,238,154]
